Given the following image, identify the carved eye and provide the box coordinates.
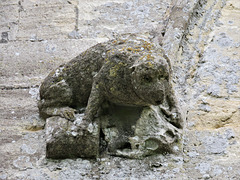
[158,68,169,80]
[143,75,153,83]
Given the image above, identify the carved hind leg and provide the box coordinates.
[38,79,75,121]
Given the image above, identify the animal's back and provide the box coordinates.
[39,43,107,111]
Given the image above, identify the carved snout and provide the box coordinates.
[151,89,165,106]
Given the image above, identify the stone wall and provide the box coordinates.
[0,0,239,179]
[0,0,171,86]
[175,0,240,178]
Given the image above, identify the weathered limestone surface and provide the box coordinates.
[174,0,240,179]
[45,115,99,159]
[0,0,239,179]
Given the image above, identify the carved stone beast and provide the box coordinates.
[38,34,182,129]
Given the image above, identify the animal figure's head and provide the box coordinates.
[130,56,170,106]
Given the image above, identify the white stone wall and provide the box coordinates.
[0,0,171,86]
[0,0,240,179]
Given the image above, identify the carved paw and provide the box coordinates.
[59,107,76,121]
[170,108,181,120]
[81,117,91,129]
[159,105,171,117]
[160,106,182,128]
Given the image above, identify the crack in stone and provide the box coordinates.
[0,85,39,90]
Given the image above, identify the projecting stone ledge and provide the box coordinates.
[45,115,99,159]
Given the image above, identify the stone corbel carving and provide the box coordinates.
[38,34,183,159]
